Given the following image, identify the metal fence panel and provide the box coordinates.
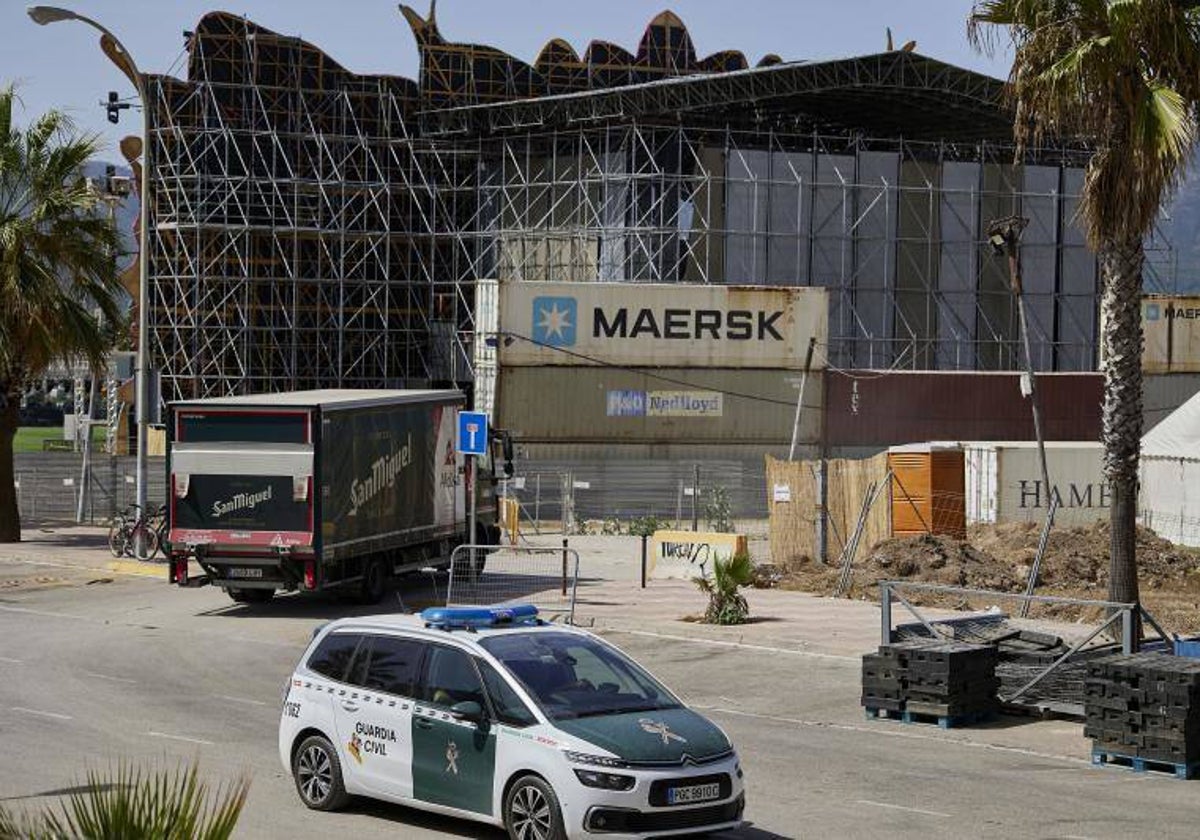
[505,460,768,534]
[13,452,166,525]
[446,544,579,623]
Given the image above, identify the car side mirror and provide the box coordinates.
[450,700,485,724]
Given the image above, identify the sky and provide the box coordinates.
[2,0,1014,152]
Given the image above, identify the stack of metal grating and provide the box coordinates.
[1085,653,1200,769]
[862,640,1000,723]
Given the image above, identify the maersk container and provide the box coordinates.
[165,389,502,604]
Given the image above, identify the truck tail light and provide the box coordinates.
[293,475,309,502]
[304,559,315,590]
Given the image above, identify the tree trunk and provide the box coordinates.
[1100,240,1143,608]
[0,379,22,543]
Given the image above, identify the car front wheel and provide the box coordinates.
[504,774,565,840]
[293,734,350,811]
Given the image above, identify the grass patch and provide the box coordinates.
[12,425,107,453]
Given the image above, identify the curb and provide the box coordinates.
[105,560,167,579]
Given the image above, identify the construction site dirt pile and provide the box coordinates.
[775,520,1200,633]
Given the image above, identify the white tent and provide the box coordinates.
[1142,389,1200,461]
[1140,390,1200,546]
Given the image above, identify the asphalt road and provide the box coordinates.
[1,558,1197,839]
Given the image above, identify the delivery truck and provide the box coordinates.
[165,389,510,604]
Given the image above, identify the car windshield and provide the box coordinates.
[479,631,681,721]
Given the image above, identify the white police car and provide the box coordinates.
[279,605,745,839]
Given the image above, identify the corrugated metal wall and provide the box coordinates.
[825,371,1103,447]
[1143,296,1200,374]
[499,367,821,446]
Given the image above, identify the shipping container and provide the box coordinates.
[826,371,1102,447]
[497,367,822,446]
[166,389,508,604]
[498,281,828,369]
[963,442,1106,526]
[887,444,966,540]
[1142,295,1200,374]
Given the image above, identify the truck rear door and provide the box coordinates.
[169,409,315,549]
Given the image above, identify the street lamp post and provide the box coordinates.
[988,215,1053,521]
[28,6,153,546]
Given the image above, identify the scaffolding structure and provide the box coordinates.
[455,125,1101,371]
[139,8,1110,403]
[145,12,479,400]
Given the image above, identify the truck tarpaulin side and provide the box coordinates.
[321,401,442,553]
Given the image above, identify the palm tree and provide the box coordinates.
[695,551,755,625]
[969,1,1200,609]
[0,85,123,542]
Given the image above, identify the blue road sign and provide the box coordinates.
[457,411,489,456]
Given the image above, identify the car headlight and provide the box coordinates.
[562,750,629,769]
[574,769,636,791]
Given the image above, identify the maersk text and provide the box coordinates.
[593,307,784,341]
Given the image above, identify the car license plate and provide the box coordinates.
[667,782,720,805]
[228,567,263,578]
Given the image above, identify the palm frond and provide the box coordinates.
[971,0,1200,246]
[1140,82,1194,161]
[694,552,755,625]
[37,761,250,840]
[0,92,122,378]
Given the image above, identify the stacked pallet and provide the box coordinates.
[1085,653,1200,778]
[862,640,1000,726]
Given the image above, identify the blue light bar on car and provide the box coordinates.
[420,605,539,629]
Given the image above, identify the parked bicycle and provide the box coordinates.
[150,503,169,556]
[107,504,163,560]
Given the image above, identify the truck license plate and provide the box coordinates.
[228,567,264,579]
[667,782,721,805]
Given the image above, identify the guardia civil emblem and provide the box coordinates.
[639,718,687,745]
[445,740,460,775]
[347,733,363,764]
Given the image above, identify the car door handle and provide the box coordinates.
[341,702,359,713]
[415,717,434,730]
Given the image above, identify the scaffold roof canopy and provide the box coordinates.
[418,52,1013,143]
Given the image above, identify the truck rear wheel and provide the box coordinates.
[228,588,274,605]
[357,560,387,605]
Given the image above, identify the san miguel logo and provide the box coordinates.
[532,295,785,346]
[349,433,413,517]
[211,485,273,519]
